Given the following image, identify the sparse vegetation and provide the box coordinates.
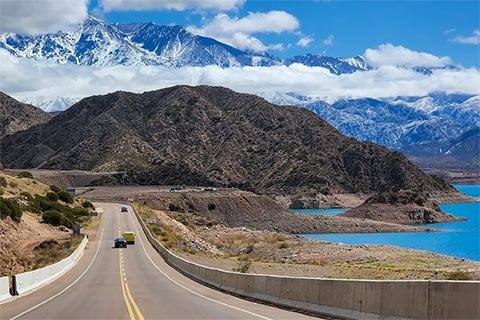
[0,197,22,222]
[21,192,89,228]
[20,191,33,201]
[445,271,472,280]
[16,171,34,179]
[31,237,82,269]
[0,173,99,276]
[81,201,94,208]
[42,210,66,226]
[46,192,59,202]
[0,188,4,196]
[49,185,62,193]
[0,176,7,188]
[57,190,74,204]
[233,256,252,273]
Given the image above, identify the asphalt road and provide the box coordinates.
[1,203,321,320]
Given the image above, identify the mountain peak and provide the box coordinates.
[0,17,280,68]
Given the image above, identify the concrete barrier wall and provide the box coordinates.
[15,236,88,295]
[0,276,11,302]
[134,207,480,320]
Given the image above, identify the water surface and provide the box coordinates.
[290,208,346,215]
[302,185,480,261]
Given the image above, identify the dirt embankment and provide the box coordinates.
[136,204,480,280]
[0,212,70,275]
[133,190,432,234]
[0,172,100,275]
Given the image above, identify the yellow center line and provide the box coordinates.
[125,282,145,320]
[119,247,145,320]
[119,250,136,320]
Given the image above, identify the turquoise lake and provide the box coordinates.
[294,185,480,261]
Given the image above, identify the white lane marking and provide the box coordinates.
[128,206,273,320]
[9,228,105,320]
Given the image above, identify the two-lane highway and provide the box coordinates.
[1,203,321,319]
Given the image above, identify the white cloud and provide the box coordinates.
[0,0,89,35]
[450,30,480,45]
[297,36,314,48]
[100,0,244,12]
[187,11,299,51]
[322,35,334,46]
[365,44,451,68]
[1,49,479,108]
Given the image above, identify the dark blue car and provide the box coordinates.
[114,237,127,248]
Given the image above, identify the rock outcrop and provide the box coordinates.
[341,190,464,224]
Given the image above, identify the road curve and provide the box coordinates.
[1,203,321,320]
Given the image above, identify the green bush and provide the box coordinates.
[46,192,59,202]
[42,210,65,226]
[0,198,23,222]
[57,191,74,204]
[207,203,216,211]
[23,193,88,228]
[0,176,7,188]
[20,191,33,201]
[16,171,34,179]
[70,207,89,216]
[81,201,94,208]
[0,188,4,196]
[49,185,62,193]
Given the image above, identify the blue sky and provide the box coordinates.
[88,0,480,67]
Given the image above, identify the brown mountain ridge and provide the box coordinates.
[0,92,52,138]
[0,85,453,197]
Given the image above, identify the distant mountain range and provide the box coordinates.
[0,16,280,68]
[260,92,480,167]
[0,16,454,75]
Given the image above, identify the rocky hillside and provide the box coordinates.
[0,92,52,137]
[0,86,454,196]
[404,127,480,168]
[265,92,479,169]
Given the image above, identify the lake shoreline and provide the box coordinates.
[298,185,480,261]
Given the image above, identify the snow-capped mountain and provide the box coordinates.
[1,16,452,74]
[0,16,281,67]
[21,96,79,112]
[259,92,480,165]
[285,54,369,74]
